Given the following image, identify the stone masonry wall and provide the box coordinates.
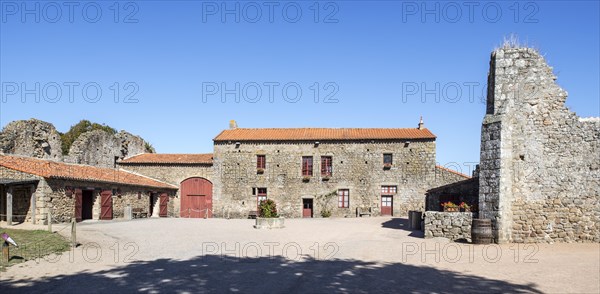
[117,163,214,216]
[0,165,175,223]
[479,47,600,243]
[424,211,473,242]
[0,119,151,168]
[213,139,453,218]
[65,130,148,168]
[426,177,479,212]
[0,119,63,160]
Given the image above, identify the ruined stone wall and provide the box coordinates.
[479,47,600,243]
[424,211,473,242]
[0,119,62,160]
[0,119,151,168]
[213,139,445,218]
[65,130,148,168]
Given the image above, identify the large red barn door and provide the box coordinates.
[180,178,213,218]
[74,189,83,222]
[159,193,169,217]
[100,190,113,220]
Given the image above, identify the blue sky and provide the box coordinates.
[1,1,599,175]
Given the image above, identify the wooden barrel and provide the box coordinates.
[471,219,493,244]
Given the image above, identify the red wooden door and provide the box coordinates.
[100,190,113,220]
[159,193,169,217]
[74,189,83,222]
[381,196,393,216]
[302,199,313,218]
[180,178,213,218]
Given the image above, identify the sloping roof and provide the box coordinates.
[120,153,213,165]
[0,155,177,189]
[435,165,471,179]
[214,128,436,141]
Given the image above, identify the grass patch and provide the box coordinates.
[0,227,70,271]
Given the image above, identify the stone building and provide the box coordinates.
[210,122,468,218]
[117,154,214,218]
[478,47,600,243]
[0,154,177,224]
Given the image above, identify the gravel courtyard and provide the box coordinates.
[1,217,598,293]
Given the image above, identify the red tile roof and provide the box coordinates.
[0,155,177,189]
[435,165,471,179]
[214,128,436,141]
[120,153,213,165]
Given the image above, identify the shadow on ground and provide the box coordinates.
[1,254,542,293]
[381,218,424,238]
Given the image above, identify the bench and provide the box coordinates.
[132,208,148,219]
[357,207,372,217]
[248,210,258,219]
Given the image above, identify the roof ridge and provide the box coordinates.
[119,169,178,188]
[435,165,471,179]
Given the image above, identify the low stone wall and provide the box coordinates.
[424,211,473,242]
[254,217,285,229]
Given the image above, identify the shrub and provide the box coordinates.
[258,199,278,218]
[60,120,117,155]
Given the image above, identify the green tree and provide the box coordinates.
[60,120,117,155]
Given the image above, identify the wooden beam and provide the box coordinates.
[7,187,13,226]
[30,185,36,225]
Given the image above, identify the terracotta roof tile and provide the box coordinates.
[214,128,436,141]
[435,165,471,179]
[120,153,213,165]
[0,155,177,189]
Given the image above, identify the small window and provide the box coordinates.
[383,153,393,165]
[381,186,397,194]
[302,156,313,176]
[321,156,333,176]
[338,189,349,208]
[257,155,266,169]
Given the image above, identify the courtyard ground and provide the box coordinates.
[0,217,598,293]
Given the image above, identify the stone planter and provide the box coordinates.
[254,217,285,229]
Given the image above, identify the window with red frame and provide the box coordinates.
[257,155,266,169]
[302,156,313,176]
[338,189,349,208]
[257,188,267,207]
[381,186,397,194]
[321,156,333,176]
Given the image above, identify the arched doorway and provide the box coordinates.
[180,177,213,218]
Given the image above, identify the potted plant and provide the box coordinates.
[257,168,265,174]
[322,175,330,181]
[459,202,471,212]
[254,199,285,229]
[442,201,459,212]
[302,176,311,182]
[383,163,392,170]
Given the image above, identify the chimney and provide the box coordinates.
[229,120,238,129]
[418,116,424,130]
